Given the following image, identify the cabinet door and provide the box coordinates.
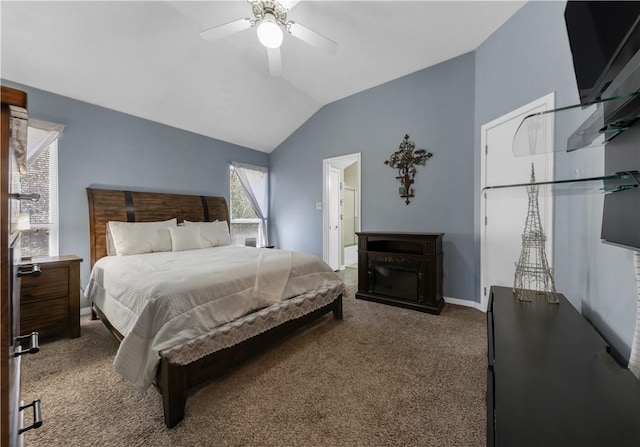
[7,241,22,447]
[2,87,42,447]
[2,91,27,447]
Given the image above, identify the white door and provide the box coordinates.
[323,153,362,270]
[328,167,341,270]
[481,93,555,311]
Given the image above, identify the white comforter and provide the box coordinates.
[85,246,343,390]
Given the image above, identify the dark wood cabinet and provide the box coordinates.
[487,286,640,446]
[19,255,82,339]
[2,86,42,447]
[356,232,444,314]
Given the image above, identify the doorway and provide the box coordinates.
[480,93,555,311]
[323,153,361,271]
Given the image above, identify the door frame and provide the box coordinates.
[480,92,555,311]
[322,153,361,269]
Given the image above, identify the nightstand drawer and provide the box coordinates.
[18,255,83,339]
[20,296,70,338]
[21,265,69,302]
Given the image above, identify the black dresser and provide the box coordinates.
[487,286,640,446]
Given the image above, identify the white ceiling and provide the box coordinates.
[1,1,525,153]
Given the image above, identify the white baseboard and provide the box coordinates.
[444,296,485,312]
[80,307,92,316]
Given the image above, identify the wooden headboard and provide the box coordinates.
[87,188,229,267]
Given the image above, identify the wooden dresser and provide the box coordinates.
[19,255,82,339]
[2,86,43,446]
[356,232,444,314]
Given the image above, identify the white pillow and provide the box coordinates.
[169,226,203,252]
[212,220,231,246]
[106,223,117,256]
[108,218,177,256]
[183,220,231,247]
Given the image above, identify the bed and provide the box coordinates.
[85,188,344,428]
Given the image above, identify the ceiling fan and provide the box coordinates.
[200,0,338,77]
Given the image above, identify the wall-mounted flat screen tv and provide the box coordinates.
[565,1,640,104]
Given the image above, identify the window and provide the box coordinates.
[20,140,58,258]
[229,164,268,246]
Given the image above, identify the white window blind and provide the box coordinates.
[19,139,59,257]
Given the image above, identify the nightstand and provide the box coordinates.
[19,255,83,339]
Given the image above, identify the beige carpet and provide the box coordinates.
[20,288,487,447]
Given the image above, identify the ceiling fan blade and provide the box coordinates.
[280,0,302,10]
[268,47,282,77]
[200,18,252,41]
[287,21,338,54]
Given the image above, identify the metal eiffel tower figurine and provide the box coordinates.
[513,163,558,303]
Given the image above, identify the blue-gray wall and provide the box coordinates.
[270,52,476,302]
[475,1,637,361]
[2,80,269,307]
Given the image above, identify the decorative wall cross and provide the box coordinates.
[384,134,433,205]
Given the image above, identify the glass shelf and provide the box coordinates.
[482,171,640,197]
[513,91,640,156]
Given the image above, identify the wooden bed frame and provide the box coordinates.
[86,187,343,428]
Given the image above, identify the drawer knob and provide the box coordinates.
[18,264,41,277]
[18,399,43,434]
[14,332,39,357]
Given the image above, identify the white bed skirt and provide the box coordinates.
[161,283,343,366]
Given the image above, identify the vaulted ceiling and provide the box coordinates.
[1,1,525,152]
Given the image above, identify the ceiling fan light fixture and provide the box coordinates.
[257,15,283,49]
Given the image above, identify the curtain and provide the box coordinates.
[27,119,65,166]
[232,162,269,247]
[10,107,28,174]
[629,252,640,379]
